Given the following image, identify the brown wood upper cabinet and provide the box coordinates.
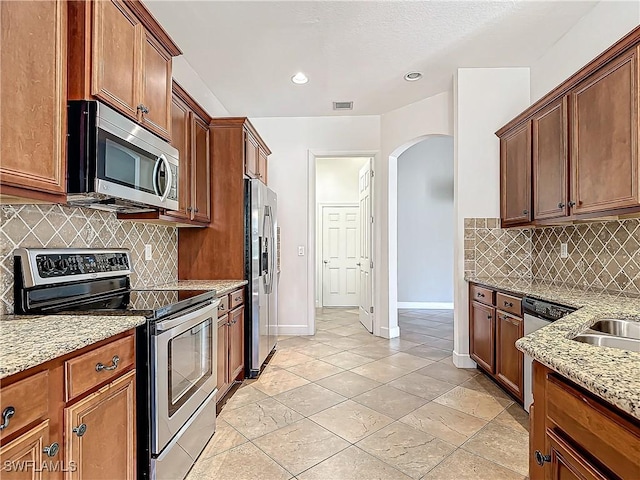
[244,128,270,184]
[532,98,569,220]
[0,0,68,203]
[498,27,640,226]
[164,82,211,224]
[570,46,639,215]
[68,0,181,142]
[500,121,532,227]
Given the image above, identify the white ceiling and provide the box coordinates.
[145,0,598,117]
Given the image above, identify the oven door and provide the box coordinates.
[151,299,219,454]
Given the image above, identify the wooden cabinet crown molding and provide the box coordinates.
[123,0,181,56]
[211,117,272,155]
[172,81,211,123]
[497,24,640,135]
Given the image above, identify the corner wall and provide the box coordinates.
[453,67,530,367]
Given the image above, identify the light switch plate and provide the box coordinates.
[145,244,152,261]
[298,246,305,256]
[560,243,568,259]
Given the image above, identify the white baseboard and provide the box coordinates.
[380,325,400,339]
[452,351,477,368]
[397,302,454,310]
[276,325,314,336]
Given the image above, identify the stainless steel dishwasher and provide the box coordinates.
[522,296,576,412]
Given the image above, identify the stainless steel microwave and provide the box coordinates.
[67,100,179,213]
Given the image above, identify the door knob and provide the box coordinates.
[356,262,361,266]
[323,260,328,264]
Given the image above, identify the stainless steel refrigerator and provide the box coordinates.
[245,179,278,378]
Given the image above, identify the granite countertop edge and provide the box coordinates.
[466,275,640,420]
[0,315,146,380]
[145,280,248,297]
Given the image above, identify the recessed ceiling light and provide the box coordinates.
[404,71,423,82]
[291,72,308,85]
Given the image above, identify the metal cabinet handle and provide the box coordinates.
[504,301,513,308]
[194,208,199,213]
[522,209,529,215]
[0,406,15,430]
[137,104,149,114]
[568,201,576,207]
[477,292,485,298]
[558,202,565,208]
[43,442,59,457]
[96,355,119,372]
[73,423,87,437]
[186,207,192,212]
[487,315,492,320]
[218,304,225,310]
[534,450,551,466]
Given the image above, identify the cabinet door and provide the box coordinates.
[0,420,50,480]
[571,46,639,214]
[228,306,244,382]
[470,301,495,374]
[244,131,259,178]
[217,316,229,395]
[91,0,141,120]
[533,98,569,220]
[139,32,172,141]
[547,431,608,480]
[64,371,135,480]
[500,122,532,226]
[258,149,268,184]
[167,94,191,219]
[0,0,67,196]
[191,115,211,223]
[496,311,524,401]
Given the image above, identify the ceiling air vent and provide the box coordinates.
[333,101,353,111]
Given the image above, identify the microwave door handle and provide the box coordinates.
[159,154,173,202]
[152,155,162,196]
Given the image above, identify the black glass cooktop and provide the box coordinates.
[127,289,216,320]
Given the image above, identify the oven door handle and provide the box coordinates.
[155,299,220,334]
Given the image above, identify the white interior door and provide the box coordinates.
[358,160,373,332]
[322,206,359,307]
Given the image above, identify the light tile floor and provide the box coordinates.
[187,308,530,480]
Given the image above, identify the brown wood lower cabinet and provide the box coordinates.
[64,371,135,480]
[469,283,525,403]
[216,288,245,401]
[495,311,524,401]
[0,331,136,480]
[470,300,495,374]
[0,420,50,480]
[530,361,640,480]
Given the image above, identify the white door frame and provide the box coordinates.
[317,202,359,308]
[308,150,378,336]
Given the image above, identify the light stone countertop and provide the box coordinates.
[0,314,146,380]
[146,280,247,297]
[466,275,640,419]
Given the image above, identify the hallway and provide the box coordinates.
[187,309,529,479]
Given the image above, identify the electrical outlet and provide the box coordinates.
[298,246,305,256]
[145,244,152,261]
[560,243,568,259]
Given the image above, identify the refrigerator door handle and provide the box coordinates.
[263,206,273,293]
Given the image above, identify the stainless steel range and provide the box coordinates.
[14,248,219,480]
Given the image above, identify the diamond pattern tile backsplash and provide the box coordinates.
[465,217,640,295]
[0,204,178,315]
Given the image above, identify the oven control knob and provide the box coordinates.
[118,256,127,266]
[108,257,118,267]
[40,259,55,273]
[55,259,69,270]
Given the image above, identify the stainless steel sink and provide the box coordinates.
[590,319,640,340]
[573,333,640,351]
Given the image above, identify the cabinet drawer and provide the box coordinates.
[0,371,48,439]
[496,292,521,316]
[545,374,640,478]
[229,289,244,309]
[217,295,230,317]
[470,284,494,306]
[65,335,135,401]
